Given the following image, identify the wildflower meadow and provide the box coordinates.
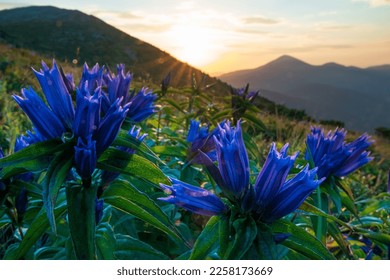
[0,59,389,260]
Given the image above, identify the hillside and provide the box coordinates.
[0,5,228,93]
[219,55,390,132]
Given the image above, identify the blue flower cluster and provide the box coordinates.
[14,60,156,180]
[186,119,223,163]
[306,127,373,179]
[160,120,324,223]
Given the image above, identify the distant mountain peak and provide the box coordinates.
[262,55,310,69]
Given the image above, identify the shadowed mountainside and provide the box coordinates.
[0,5,228,93]
[219,55,390,132]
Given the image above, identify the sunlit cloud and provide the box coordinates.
[242,16,280,24]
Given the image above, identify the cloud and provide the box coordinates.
[242,16,279,25]
[352,0,390,7]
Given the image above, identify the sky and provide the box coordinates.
[0,0,389,75]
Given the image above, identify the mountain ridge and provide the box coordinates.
[0,5,229,93]
[219,55,390,132]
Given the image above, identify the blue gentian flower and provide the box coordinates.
[213,120,250,199]
[306,127,373,179]
[103,64,132,106]
[119,125,147,155]
[13,87,66,141]
[14,136,34,182]
[161,121,322,222]
[231,84,259,122]
[186,119,220,163]
[159,178,227,216]
[126,87,157,122]
[14,60,133,180]
[73,88,101,140]
[33,60,75,129]
[102,65,157,122]
[78,63,104,94]
[253,144,324,222]
[74,135,97,179]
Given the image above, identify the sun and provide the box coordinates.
[168,24,220,67]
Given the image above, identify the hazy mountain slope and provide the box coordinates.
[0,6,227,92]
[219,55,390,132]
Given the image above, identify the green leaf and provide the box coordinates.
[327,221,355,259]
[299,201,352,230]
[335,178,355,201]
[151,146,187,158]
[340,191,359,219]
[355,228,390,245]
[360,199,390,216]
[102,180,185,245]
[218,215,229,258]
[225,216,257,260]
[242,112,266,131]
[256,224,279,260]
[66,184,98,260]
[98,148,170,186]
[0,158,48,179]
[13,201,67,259]
[9,180,42,199]
[271,219,335,260]
[113,130,164,164]
[190,216,220,260]
[96,222,116,260]
[0,139,65,168]
[164,99,187,114]
[115,234,169,260]
[43,150,73,234]
[34,247,66,260]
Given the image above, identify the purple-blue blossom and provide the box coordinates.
[14,61,133,180]
[159,178,227,216]
[186,119,220,163]
[161,121,323,222]
[306,127,373,179]
[103,65,157,122]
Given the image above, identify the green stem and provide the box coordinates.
[313,186,328,244]
[66,183,97,260]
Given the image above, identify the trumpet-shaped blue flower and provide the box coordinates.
[126,87,157,122]
[74,135,97,179]
[33,60,75,129]
[159,178,227,216]
[13,87,66,141]
[73,88,101,140]
[186,119,220,163]
[103,64,132,105]
[161,121,322,222]
[14,60,133,180]
[94,98,129,155]
[253,144,323,222]
[213,120,250,199]
[102,65,157,122]
[78,63,104,94]
[306,127,373,179]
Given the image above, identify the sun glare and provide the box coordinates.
[168,24,220,67]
